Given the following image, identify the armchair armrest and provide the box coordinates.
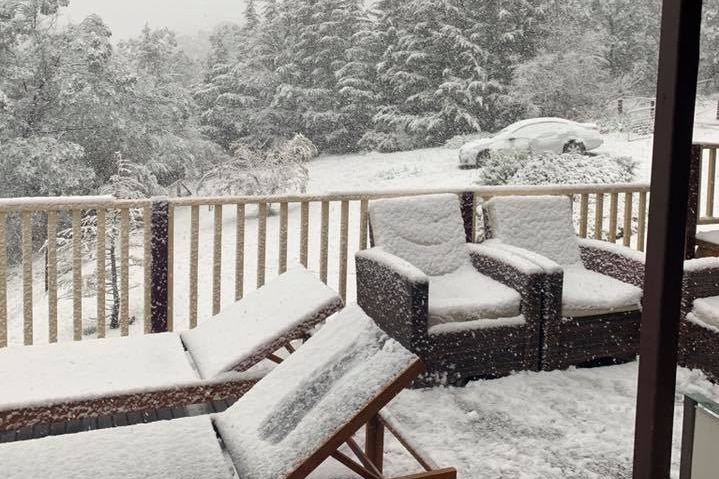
[481,240,563,274]
[467,243,545,339]
[355,248,430,352]
[682,258,719,317]
[577,238,645,288]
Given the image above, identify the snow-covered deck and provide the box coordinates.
[2,362,715,478]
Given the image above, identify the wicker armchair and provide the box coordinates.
[355,194,545,385]
[679,258,719,381]
[483,195,645,371]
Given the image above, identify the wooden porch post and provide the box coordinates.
[150,199,170,333]
[685,145,702,259]
[632,1,703,478]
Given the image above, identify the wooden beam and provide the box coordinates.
[632,0,704,478]
[391,468,457,479]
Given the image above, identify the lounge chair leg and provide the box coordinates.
[365,414,384,473]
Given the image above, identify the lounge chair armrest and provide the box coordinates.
[578,238,645,288]
[355,248,430,352]
[683,258,719,313]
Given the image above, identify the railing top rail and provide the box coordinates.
[0,184,653,211]
[167,183,651,206]
[0,196,152,212]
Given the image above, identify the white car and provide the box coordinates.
[458,117,604,168]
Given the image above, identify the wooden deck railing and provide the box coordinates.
[0,183,654,348]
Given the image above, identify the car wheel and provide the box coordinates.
[476,150,491,167]
[563,141,586,155]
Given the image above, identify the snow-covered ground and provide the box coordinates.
[308,363,719,479]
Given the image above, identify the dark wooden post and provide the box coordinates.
[365,415,385,473]
[686,145,702,259]
[618,98,624,114]
[632,0,703,478]
[679,395,698,479]
[459,192,475,242]
[650,100,656,119]
[716,99,719,120]
[150,199,170,333]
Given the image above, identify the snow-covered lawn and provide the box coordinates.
[311,363,718,479]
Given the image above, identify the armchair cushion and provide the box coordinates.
[562,266,642,318]
[428,263,521,327]
[369,194,469,276]
[687,296,719,330]
[484,195,582,266]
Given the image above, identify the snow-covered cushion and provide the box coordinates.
[369,194,469,276]
[485,195,582,266]
[181,267,342,379]
[214,304,418,479]
[428,263,521,327]
[688,295,719,329]
[0,333,197,412]
[562,266,642,318]
[0,416,232,479]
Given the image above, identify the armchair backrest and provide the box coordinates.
[484,195,582,266]
[368,194,469,276]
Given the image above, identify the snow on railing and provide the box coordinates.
[0,182,661,349]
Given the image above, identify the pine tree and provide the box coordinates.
[244,0,260,30]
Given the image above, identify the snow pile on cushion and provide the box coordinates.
[369,194,468,276]
[0,333,197,411]
[0,416,232,479]
[181,267,342,379]
[485,195,582,266]
[214,304,418,479]
[688,296,719,330]
[562,266,642,317]
[428,263,521,326]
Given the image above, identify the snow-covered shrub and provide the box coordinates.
[198,134,318,196]
[476,151,528,186]
[511,153,637,186]
[358,130,422,153]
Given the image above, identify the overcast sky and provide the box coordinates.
[62,0,248,40]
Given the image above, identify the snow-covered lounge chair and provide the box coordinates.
[0,305,456,479]
[679,257,719,382]
[356,194,545,384]
[483,195,645,371]
[0,267,343,432]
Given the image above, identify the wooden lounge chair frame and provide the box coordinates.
[0,340,456,479]
[0,301,342,433]
[288,358,456,479]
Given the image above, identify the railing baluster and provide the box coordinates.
[0,212,6,347]
[213,204,223,315]
[623,192,633,247]
[189,205,199,329]
[120,208,130,336]
[167,205,174,332]
[638,192,648,252]
[235,204,245,301]
[143,205,152,334]
[96,209,106,338]
[609,193,619,242]
[21,211,33,345]
[300,201,309,267]
[257,202,267,288]
[72,209,83,341]
[707,147,716,218]
[279,202,288,274]
[320,200,330,284]
[579,194,589,238]
[339,200,349,301]
[359,199,369,250]
[594,193,605,240]
[47,211,58,343]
